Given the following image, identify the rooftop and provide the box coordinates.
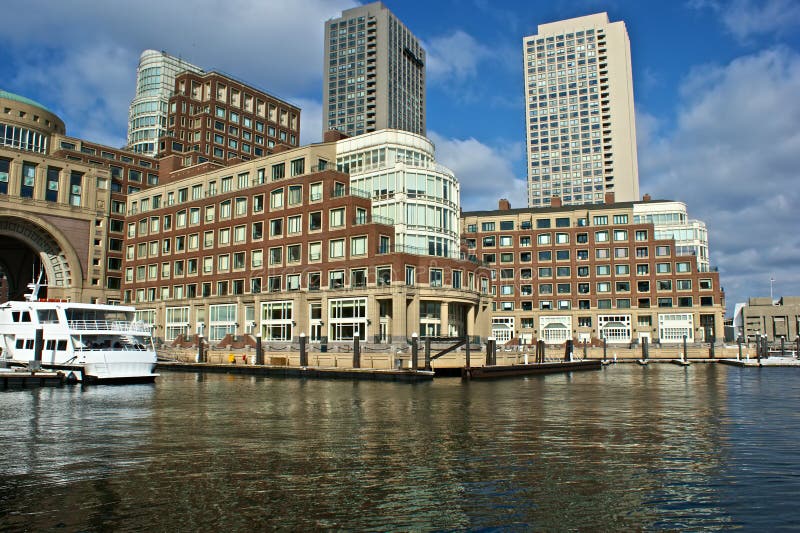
[0,90,55,115]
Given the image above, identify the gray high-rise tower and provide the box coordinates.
[323,2,426,137]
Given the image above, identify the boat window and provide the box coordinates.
[37,309,60,323]
[11,312,19,322]
[46,340,55,350]
[57,340,67,351]
[21,312,31,322]
[15,339,23,349]
[25,339,34,349]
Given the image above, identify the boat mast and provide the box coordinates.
[24,267,45,302]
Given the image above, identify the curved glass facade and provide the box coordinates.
[127,50,202,156]
[0,123,48,153]
[336,130,460,258]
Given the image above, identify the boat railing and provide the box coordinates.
[67,320,151,333]
[74,345,151,352]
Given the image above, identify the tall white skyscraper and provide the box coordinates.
[523,13,639,207]
[323,2,426,137]
[127,50,203,156]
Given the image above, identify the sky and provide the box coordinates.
[1,0,799,313]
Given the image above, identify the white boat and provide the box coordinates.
[0,276,157,383]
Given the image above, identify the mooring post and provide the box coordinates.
[352,335,360,369]
[32,327,43,371]
[602,336,607,363]
[424,337,432,371]
[683,335,688,363]
[583,340,587,360]
[757,336,762,364]
[255,335,263,365]
[564,339,572,362]
[641,337,648,361]
[464,334,471,369]
[410,332,419,370]
[486,337,495,366]
[796,335,800,359]
[737,338,742,361]
[492,337,497,365]
[709,334,715,359]
[299,333,307,367]
[197,335,205,363]
[780,336,785,357]
[539,339,546,363]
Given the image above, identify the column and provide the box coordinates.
[440,301,449,337]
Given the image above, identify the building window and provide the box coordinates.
[329,298,367,341]
[261,301,293,341]
[209,304,236,341]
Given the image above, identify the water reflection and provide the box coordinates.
[0,365,799,530]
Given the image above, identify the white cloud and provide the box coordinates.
[689,0,800,41]
[2,0,357,144]
[639,47,800,309]
[429,132,527,212]
[425,30,493,85]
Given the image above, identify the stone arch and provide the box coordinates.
[0,214,84,296]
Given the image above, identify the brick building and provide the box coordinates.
[122,138,491,346]
[461,196,725,345]
[158,71,301,173]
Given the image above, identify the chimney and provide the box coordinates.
[323,129,349,143]
[550,196,562,208]
[604,191,616,205]
[642,193,651,202]
[498,198,511,211]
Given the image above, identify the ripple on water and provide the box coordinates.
[0,366,799,530]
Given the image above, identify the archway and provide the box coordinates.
[0,216,81,302]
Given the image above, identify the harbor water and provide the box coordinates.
[1,365,799,530]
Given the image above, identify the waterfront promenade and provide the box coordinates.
[157,342,792,369]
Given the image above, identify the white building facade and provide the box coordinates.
[127,50,203,156]
[336,130,459,258]
[523,13,639,208]
[633,201,710,272]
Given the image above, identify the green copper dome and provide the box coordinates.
[0,90,55,115]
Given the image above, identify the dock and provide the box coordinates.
[718,357,800,368]
[462,360,602,380]
[0,369,65,388]
[157,362,435,382]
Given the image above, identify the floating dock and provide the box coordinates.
[157,362,435,382]
[462,359,602,379]
[0,369,65,388]
[718,357,800,368]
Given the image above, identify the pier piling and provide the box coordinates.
[411,333,419,370]
[255,335,263,365]
[464,334,471,369]
[197,335,205,363]
[299,334,307,367]
[683,335,688,363]
[425,337,432,371]
[32,327,43,371]
[352,335,360,369]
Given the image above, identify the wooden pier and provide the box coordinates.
[157,362,435,382]
[462,360,602,380]
[0,369,65,388]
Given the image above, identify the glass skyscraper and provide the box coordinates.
[127,50,203,156]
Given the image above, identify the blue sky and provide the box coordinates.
[1,0,799,312]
